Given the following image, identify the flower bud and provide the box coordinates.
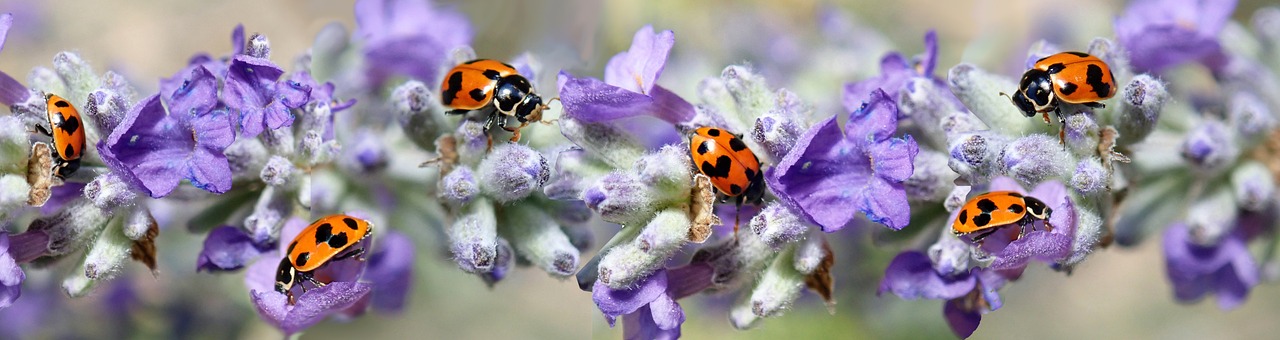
[1071,158,1109,196]
[929,228,973,276]
[792,231,826,274]
[751,90,809,161]
[123,208,156,241]
[260,155,296,187]
[0,116,28,173]
[692,228,773,289]
[450,198,498,273]
[1187,188,1239,245]
[948,132,1008,183]
[1115,74,1167,145]
[84,172,138,210]
[477,143,549,203]
[944,186,972,212]
[341,130,388,174]
[749,254,805,318]
[84,89,129,137]
[481,237,514,287]
[558,118,646,169]
[52,52,98,101]
[1232,162,1274,212]
[499,205,579,278]
[392,80,446,148]
[1002,134,1072,187]
[28,199,111,258]
[63,256,96,297]
[1228,92,1274,141]
[224,138,269,182]
[1063,111,1099,155]
[244,186,289,246]
[246,33,271,59]
[1180,120,1237,176]
[906,150,955,202]
[440,166,479,206]
[947,63,1035,134]
[454,120,489,167]
[597,209,690,289]
[84,219,132,281]
[750,202,808,249]
[635,145,693,190]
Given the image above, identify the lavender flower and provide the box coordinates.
[1115,0,1237,73]
[354,0,472,86]
[879,251,1005,338]
[0,13,28,106]
[224,55,311,137]
[97,68,235,197]
[0,232,24,308]
[196,226,271,272]
[1163,223,1258,310]
[769,89,918,231]
[593,264,713,339]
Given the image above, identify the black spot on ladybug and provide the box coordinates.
[1008,204,1024,214]
[468,88,487,102]
[60,115,80,134]
[54,100,70,108]
[697,140,712,155]
[287,241,297,255]
[442,72,464,105]
[1065,51,1090,57]
[342,218,359,230]
[1059,81,1078,95]
[958,210,969,224]
[728,137,747,152]
[296,252,311,267]
[327,232,349,249]
[63,144,76,158]
[705,128,721,137]
[314,223,333,245]
[700,155,734,178]
[730,184,742,195]
[1085,64,1112,98]
[482,69,501,80]
[976,199,998,213]
[1045,63,1066,75]
[743,168,756,181]
[973,213,991,227]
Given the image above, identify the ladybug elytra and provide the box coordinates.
[1003,51,1117,144]
[689,127,766,234]
[275,214,374,305]
[951,191,1053,244]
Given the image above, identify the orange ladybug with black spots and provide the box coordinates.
[34,94,85,179]
[689,127,766,233]
[951,191,1053,244]
[1003,51,1117,143]
[440,59,550,142]
[274,214,374,305]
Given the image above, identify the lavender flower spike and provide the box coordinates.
[477,143,550,203]
[1115,0,1238,73]
[1163,223,1258,310]
[769,89,917,231]
[597,209,691,289]
[499,205,579,277]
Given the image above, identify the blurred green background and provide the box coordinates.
[2,0,1279,339]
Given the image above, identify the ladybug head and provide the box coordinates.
[515,93,546,123]
[53,159,79,179]
[1005,90,1038,118]
[274,257,297,299]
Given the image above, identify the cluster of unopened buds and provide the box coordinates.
[1,0,1279,338]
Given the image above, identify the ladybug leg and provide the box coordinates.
[287,291,296,305]
[1083,102,1105,109]
[970,228,1000,244]
[306,276,327,288]
[445,109,471,116]
[503,122,530,142]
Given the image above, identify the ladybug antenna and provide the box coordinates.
[998,92,1013,103]
[538,97,562,126]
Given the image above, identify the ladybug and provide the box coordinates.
[34,94,85,179]
[275,214,374,305]
[441,59,552,143]
[951,191,1053,244]
[1003,51,1117,144]
[689,127,766,233]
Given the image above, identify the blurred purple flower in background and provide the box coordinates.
[0,13,28,106]
[1115,0,1237,73]
[355,0,472,86]
[1163,223,1258,310]
[0,232,24,308]
[769,89,917,231]
[843,30,949,111]
[196,226,273,272]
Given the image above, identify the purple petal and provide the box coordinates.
[364,230,414,313]
[250,282,372,336]
[274,78,312,110]
[196,226,267,272]
[559,72,656,122]
[861,176,912,230]
[987,230,1073,270]
[1114,0,1237,73]
[878,251,975,300]
[622,305,680,340]
[98,94,191,198]
[0,13,12,54]
[593,269,668,317]
[843,53,910,113]
[355,0,471,85]
[647,293,683,331]
[666,263,714,299]
[231,24,245,55]
[0,70,27,106]
[943,298,981,338]
[1163,223,1258,310]
[0,233,24,309]
[648,86,696,124]
[846,89,899,146]
[165,66,219,118]
[603,25,675,95]
[244,251,280,294]
[187,111,235,194]
[224,55,285,137]
[869,135,918,183]
[768,116,867,231]
[919,30,939,77]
